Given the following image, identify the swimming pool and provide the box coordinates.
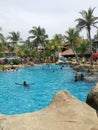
[0,64,95,115]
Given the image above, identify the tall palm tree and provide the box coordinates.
[29,26,48,47]
[0,34,7,53]
[0,28,7,51]
[29,26,48,62]
[65,28,80,64]
[75,7,98,64]
[53,34,65,44]
[7,31,22,45]
[7,31,22,56]
[0,34,7,46]
[49,34,65,56]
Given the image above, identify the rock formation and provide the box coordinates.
[0,91,98,130]
[86,83,98,112]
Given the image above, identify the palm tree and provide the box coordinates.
[44,34,65,63]
[64,28,80,64]
[7,31,22,56]
[53,34,65,43]
[29,26,48,62]
[7,31,22,45]
[75,7,98,64]
[0,34,6,45]
[29,26,48,47]
[0,28,7,52]
[51,34,65,55]
[76,40,90,56]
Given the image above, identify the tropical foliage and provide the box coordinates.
[7,31,22,44]
[0,7,98,65]
[64,28,80,64]
[76,40,90,56]
[75,7,98,64]
[76,7,98,40]
[29,26,48,47]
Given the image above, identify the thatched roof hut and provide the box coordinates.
[61,49,75,57]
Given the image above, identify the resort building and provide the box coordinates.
[0,51,20,64]
[93,38,98,52]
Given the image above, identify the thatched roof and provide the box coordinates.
[61,49,74,56]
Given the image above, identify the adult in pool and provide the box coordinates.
[74,73,84,82]
[74,76,78,82]
[15,81,35,88]
[23,81,29,87]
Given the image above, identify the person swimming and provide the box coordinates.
[74,70,85,82]
[74,73,84,82]
[74,75,78,82]
[80,74,84,80]
[76,70,81,77]
[15,81,35,88]
[23,81,29,87]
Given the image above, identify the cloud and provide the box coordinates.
[0,0,98,40]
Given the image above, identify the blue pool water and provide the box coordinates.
[0,64,95,115]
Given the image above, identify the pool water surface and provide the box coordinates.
[0,64,95,115]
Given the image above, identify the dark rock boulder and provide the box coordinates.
[86,83,98,112]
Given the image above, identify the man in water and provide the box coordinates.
[76,70,81,77]
[23,81,29,87]
[74,70,85,82]
[15,81,29,88]
[15,81,34,88]
[74,76,78,82]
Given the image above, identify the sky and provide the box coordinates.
[0,0,98,40]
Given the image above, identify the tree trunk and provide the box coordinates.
[88,28,93,65]
[72,45,80,65]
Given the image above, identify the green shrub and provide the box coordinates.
[13,59,20,65]
[0,53,3,58]
[4,58,9,64]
